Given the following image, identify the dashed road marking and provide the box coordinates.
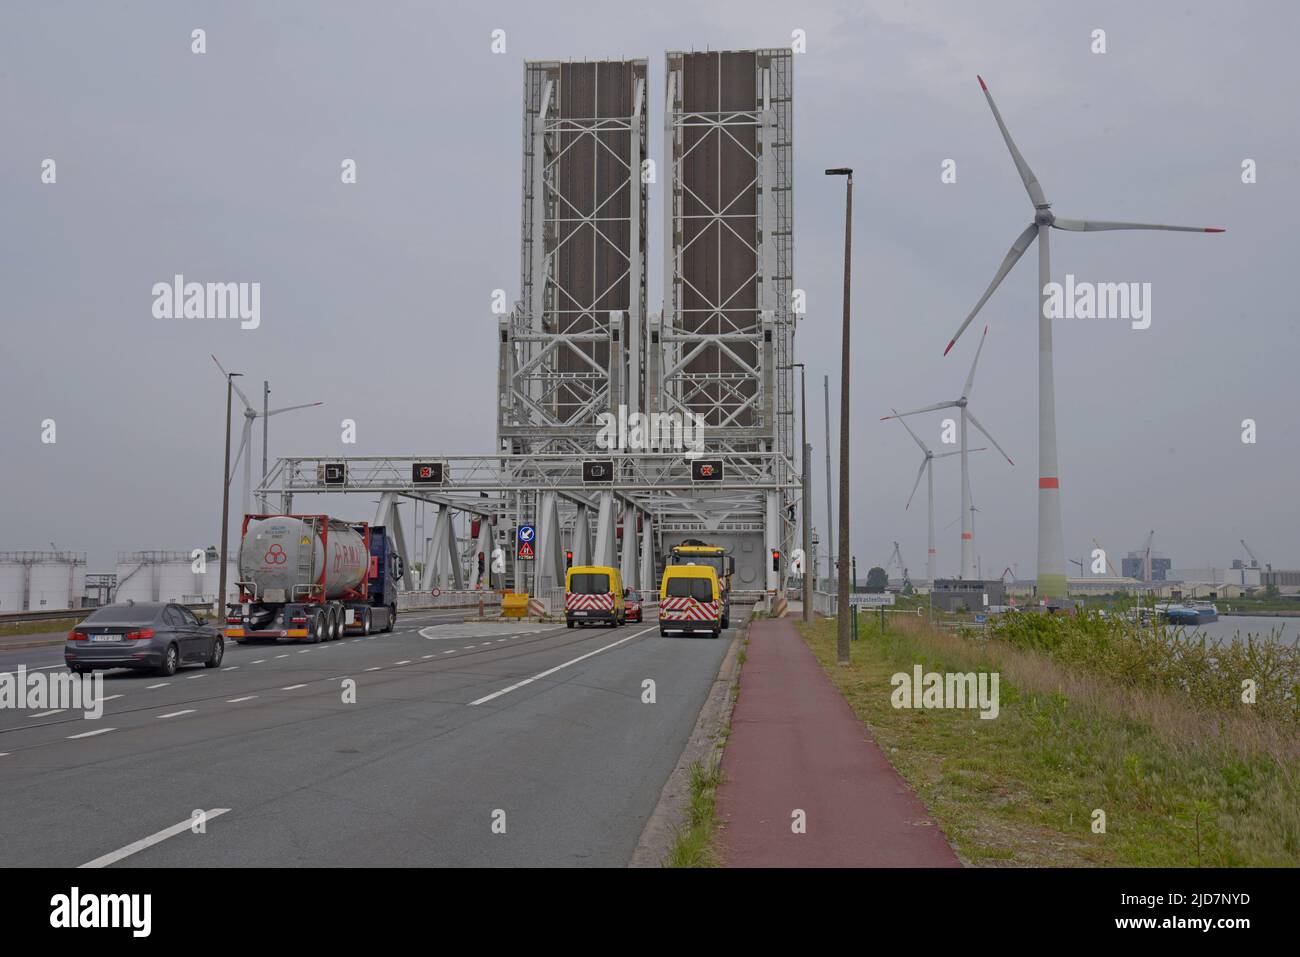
[29,709,66,718]
[275,654,289,659]
[222,666,239,671]
[146,683,170,689]
[364,667,381,672]
[67,728,116,739]
[185,674,205,679]
[280,684,307,691]
[157,710,195,719]
[394,660,411,665]
[251,659,266,664]
[226,696,257,703]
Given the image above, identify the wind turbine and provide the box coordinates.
[944,75,1224,602]
[886,410,983,586]
[883,325,1012,580]
[211,356,323,518]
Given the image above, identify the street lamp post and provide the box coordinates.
[218,369,243,622]
[793,363,811,623]
[826,167,853,665]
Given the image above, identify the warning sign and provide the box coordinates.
[517,523,536,561]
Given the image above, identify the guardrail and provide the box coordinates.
[0,603,214,626]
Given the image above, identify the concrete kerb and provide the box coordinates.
[628,602,758,867]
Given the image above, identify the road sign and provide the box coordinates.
[517,524,535,561]
[848,592,895,607]
[691,459,723,482]
[412,462,445,485]
[323,463,346,485]
[582,460,614,483]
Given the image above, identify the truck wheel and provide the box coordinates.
[311,612,326,643]
[566,620,574,629]
[329,607,342,641]
[385,606,397,632]
[361,607,372,636]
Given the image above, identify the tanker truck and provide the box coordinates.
[224,514,403,643]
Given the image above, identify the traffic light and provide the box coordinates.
[477,552,485,575]
[771,549,781,572]
[565,550,574,568]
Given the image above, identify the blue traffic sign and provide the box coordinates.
[518,524,535,544]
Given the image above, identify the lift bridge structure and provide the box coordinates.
[258,51,800,607]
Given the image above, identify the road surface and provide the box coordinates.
[0,608,731,866]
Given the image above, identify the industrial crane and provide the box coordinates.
[884,542,911,589]
[1091,537,1122,577]
[1140,530,1155,583]
[1240,539,1265,570]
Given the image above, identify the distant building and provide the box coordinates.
[1067,576,1143,596]
[931,578,1005,613]
[1121,554,1171,581]
[1263,570,1300,595]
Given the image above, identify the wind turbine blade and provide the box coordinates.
[944,223,1037,355]
[211,355,252,407]
[905,458,927,511]
[889,408,930,454]
[881,401,957,420]
[228,424,251,481]
[264,401,324,416]
[962,325,990,399]
[977,75,1048,207]
[1052,217,1226,234]
[964,409,1014,466]
[935,447,984,458]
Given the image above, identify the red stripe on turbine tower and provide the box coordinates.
[1039,477,1059,489]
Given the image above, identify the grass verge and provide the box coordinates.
[802,614,1300,867]
[664,760,722,867]
[0,618,77,638]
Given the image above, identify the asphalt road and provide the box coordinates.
[0,608,732,866]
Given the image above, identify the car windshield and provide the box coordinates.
[82,605,160,624]
[569,573,610,595]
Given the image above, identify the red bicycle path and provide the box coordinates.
[714,616,961,867]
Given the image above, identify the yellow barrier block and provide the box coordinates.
[501,593,530,618]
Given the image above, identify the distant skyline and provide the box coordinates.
[2,1,1295,577]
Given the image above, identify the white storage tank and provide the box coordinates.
[0,551,86,611]
[0,556,26,612]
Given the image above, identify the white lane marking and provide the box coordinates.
[101,695,123,703]
[364,667,380,672]
[0,753,8,757]
[350,639,361,644]
[29,709,66,718]
[468,627,652,706]
[185,674,205,679]
[298,650,311,654]
[226,696,258,703]
[157,710,195,719]
[251,659,266,664]
[394,660,411,665]
[280,684,307,691]
[146,683,170,689]
[462,645,477,650]
[79,808,231,869]
[222,666,239,671]
[441,650,455,654]
[496,638,507,642]
[275,654,289,659]
[421,654,435,659]
[68,727,116,739]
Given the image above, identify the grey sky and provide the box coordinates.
[2,0,1295,577]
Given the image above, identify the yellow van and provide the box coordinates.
[659,564,723,638]
[565,565,625,628]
